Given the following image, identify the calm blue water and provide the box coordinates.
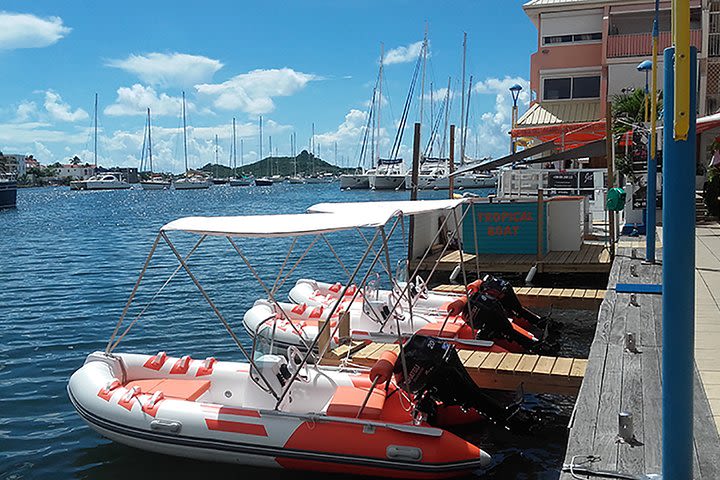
[0,184,588,480]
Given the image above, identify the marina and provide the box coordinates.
[2,0,720,478]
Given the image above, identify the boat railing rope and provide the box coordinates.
[268,235,320,296]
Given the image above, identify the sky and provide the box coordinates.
[0,1,536,173]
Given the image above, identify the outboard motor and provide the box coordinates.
[479,274,551,331]
[396,335,535,431]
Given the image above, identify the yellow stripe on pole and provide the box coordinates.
[672,0,690,141]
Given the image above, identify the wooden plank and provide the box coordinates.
[559,288,574,298]
[583,289,597,299]
[497,353,523,373]
[479,352,506,370]
[463,351,489,369]
[538,287,554,297]
[549,288,564,297]
[550,357,573,376]
[617,351,645,474]
[591,343,623,473]
[527,287,542,296]
[533,356,557,375]
[569,358,587,378]
[514,354,539,374]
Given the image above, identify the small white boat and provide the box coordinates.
[84,173,131,190]
[287,176,306,184]
[174,175,210,190]
[141,178,171,190]
[340,171,371,189]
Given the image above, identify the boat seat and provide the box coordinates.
[125,378,211,402]
[326,385,386,419]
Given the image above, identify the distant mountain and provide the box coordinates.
[201,150,354,178]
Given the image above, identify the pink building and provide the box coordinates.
[512,0,715,168]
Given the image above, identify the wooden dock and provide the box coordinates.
[322,342,586,396]
[433,284,605,310]
[410,242,611,274]
[560,246,720,479]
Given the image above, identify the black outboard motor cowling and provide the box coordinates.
[480,274,546,329]
[396,334,534,430]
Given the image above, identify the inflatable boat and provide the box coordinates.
[68,349,492,478]
[243,297,501,353]
[284,276,558,355]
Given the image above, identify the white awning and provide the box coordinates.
[307,199,468,217]
[161,212,388,238]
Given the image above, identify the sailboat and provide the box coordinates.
[210,134,228,185]
[368,39,421,191]
[174,92,210,190]
[71,94,130,191]
[140,108,170,190]
[254,116,273,186]
[229,118,253,186]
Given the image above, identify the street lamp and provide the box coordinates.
[509,83,523,154]
[637,60,653,122]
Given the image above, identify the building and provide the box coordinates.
[3,154,27,176]
[54,164,96,180]
[513,0,718,176]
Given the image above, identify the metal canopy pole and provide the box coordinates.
[661,44,696,480]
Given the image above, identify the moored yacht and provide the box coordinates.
[174,92,210,190]
[369,159,406,190]
[82,173,131,190]
[139,108,171,190]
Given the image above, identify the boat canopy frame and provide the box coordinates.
[102,199,474,409]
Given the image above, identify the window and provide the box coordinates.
[573,76,601,98]
[544,78,571,100]
[543,32,602,45]
[543,75,600,100]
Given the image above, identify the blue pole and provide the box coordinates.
[646,6,659,263]
[662,46,696,480]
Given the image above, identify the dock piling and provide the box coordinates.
[661,45,696,480]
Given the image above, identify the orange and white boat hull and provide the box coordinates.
[68,352,491,478]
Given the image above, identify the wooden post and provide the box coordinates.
[338,311,350,341]
[407,122,421,264]
[449,124,456,199]
[317,319,330,360]
[537,189,545,262]
[605,100,616,260]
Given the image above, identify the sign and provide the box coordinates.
[632,184,663,209]
[548,172,578,195]
[463,202,547,255]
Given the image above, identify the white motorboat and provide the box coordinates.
[230,175,253,186]
[67,209,499,477]
[255,177,274,186]
[83,173,131,190]
[139,108,171,190]
[141,176,171,190]
[340,171,372,189]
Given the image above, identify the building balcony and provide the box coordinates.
[607,29,702,58]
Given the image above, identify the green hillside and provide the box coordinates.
[201,150,354,178]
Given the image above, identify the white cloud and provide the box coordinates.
[33,141,54,162]
[104,84,188,117]
[15,101,38,122]
[465,76,531,159]
[0,12,71,49]
[0,121,87,145]
[43,91,89,122]
[195,68,317,115]
[384,41,424,65]
[106,52,224,87]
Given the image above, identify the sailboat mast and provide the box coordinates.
[240,139,244,168]
[463,75,473,158]
[147,107,153,173]
[215,134,219,170]
[460,32,467,165]
[268,135,272,176]
[419,24,428,141]
[441,76,451,158]
[232,117,237,173]
[94,93,98,168]
[376,43,384,165]
[182,91,189,174]
[259,115,263,168]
